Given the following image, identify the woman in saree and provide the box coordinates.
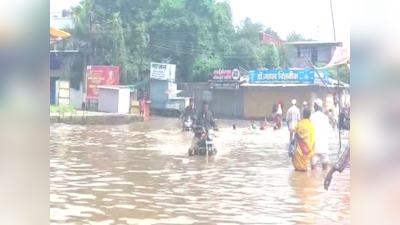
[292,108,316,171]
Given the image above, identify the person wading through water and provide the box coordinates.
[286,99,301,141]
[310,98,331,170]
[181,98,196,131]
[292,108,315,171]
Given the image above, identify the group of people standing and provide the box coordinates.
[286,98,332,172]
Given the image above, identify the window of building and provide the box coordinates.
[297,47,302,57]
[311,48,318,64]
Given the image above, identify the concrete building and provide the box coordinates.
[285,41,343,68]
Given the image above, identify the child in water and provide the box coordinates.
[249,121,266,130]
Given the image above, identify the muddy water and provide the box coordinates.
[50,117,350,225]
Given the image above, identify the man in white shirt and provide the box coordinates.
[310,98,331,170]
[286,99,300,141]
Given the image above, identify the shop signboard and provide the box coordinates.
[150,62,176,81]
[248,69,329,84]
[211,68,240,82]
[86,65,120,100]
[210,82,239,90]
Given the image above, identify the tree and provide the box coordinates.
[286,31,313,42]
[264,44,280,69]
[60,0,298,83]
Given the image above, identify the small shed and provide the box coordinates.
[98,85,131,114]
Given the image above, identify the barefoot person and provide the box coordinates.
[286,99,301,141]
[310,98,331,170]
[292,108,315,172]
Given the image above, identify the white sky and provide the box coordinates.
[50,0,349,47]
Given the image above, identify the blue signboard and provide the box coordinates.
[248,69,329,84]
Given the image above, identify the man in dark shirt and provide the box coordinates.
[194,102,215,130]
[188,102,216,155]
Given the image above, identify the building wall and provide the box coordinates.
[177,82,210,110]
[286,43,337,68]
[258,32,283,46]
[150,80,170,110]
[243,86,331,118]
[69,82,83,109]
[211,89,244,118]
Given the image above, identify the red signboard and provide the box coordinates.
[86,65,119,100]
[212,69,240,81]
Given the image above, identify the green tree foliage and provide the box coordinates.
[286,31,313,42]
[58,0,311,83]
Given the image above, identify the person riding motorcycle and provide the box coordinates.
[181,98,196,131]
[188,102,217,155]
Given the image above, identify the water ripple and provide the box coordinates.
[50,119,350,224]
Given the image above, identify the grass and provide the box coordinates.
[50,105,76,113]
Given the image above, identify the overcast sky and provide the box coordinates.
[50,0,349,47]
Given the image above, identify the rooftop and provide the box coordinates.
[285,41,342,45]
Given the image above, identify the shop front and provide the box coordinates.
[209,69,245,118]
[242,69,333,119]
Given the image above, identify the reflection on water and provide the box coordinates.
[50,117,350,224]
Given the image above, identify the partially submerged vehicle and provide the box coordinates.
[188,126,217,156]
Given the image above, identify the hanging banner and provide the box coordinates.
[86,65,120,100]
[317,47,350,69]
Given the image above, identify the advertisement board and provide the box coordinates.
[86,65,120,100]
[248,69,329,84]
[150,62,176,81]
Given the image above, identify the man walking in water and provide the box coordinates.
[286,99,301,141]
[310,98,331,170]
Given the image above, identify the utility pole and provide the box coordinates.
[329,0,342,151]
[329,0,337,44]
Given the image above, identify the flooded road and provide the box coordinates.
[50,117,350,225]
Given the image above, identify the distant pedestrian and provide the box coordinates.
[286,99,301,141]
[302,102,308,119]
[274,101,283,130]
[310,98,331,171]
[139,97,145,115]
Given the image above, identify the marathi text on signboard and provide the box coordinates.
[58,80,70,105]
[249,69,330,84]
[86,65,120,100]
[150,62,176,81]
[210,82,239,90]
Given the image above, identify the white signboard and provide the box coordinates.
[58,80,70,106]
[150,62,176,81]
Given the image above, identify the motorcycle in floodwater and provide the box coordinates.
[183,116,193,132]
[189,126,217,156]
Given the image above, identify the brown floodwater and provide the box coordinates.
[50,117,350,225]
